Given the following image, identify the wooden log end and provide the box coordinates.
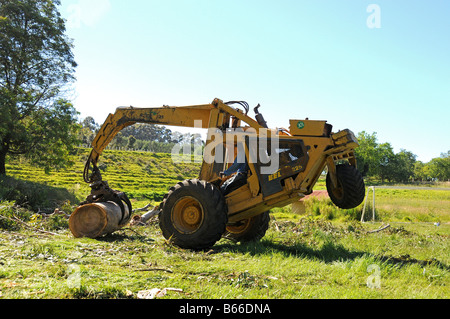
[69,204,108,239]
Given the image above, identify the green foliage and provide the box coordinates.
[426,151,450,181]
[0,201,33,231]
[354,131,379,176]
[0,0,79,175]
[355,131,448,182]
[0,199,71,231]
[127,135,136,149]
[23,99,81,173]
[0,175,79,211]
[354,131,417,182]
[119,123,175,143]
[303,197,362,222]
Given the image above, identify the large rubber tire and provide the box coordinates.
[326,164,366,209]
[223,211,270,243]
[159,179,228,250]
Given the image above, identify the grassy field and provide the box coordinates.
[0,148,449,299]
[2,148,200,210]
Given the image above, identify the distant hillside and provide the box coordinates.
[4,148,201,207]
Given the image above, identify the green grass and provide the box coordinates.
[0,217,448,299]
[313,175,449,223]
[1,149,449,299]
[3,148,200,211]
[371,188,449,223]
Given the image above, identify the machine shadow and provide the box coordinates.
[214,239,365,264]
[98,229,155,244]
[214,239,450,270]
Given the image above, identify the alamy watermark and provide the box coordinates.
[170,120,280,175]
[66,264,81,289]
[66,0,111,29]
[367,264,381,289]
[367,4,381,29]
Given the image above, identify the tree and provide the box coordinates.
[81,116,99,132]
[355,132,418,182]
[0,0,78,174]
[354,131,379,176]
[378,149,417,183]
[78,116,98,146]
[427,151,450,181]
[376,142,395,182]
[355,131,394,178]
[127,135,136,149]
[118,123,175,143]
[413,161,427,181]
[393,149,417,182]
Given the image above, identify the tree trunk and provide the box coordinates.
[0,150,6,175]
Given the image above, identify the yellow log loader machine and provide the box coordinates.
[70,98,365,250]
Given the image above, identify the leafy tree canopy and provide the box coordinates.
[355,131,449,182]
[0,0,79,174]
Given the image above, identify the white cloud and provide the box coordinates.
[66,0,111,29]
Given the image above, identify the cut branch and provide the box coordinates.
[367,224,391,234]
[0,214,57,236]
[136,268,173,273]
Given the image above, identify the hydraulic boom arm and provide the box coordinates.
[83,98,264,183]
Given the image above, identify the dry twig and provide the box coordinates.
[0,214,57,236]
[132,203,154,213]
[367,224,391,234]
[136,267,174,273]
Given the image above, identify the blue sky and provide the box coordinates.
[59,0,450,163]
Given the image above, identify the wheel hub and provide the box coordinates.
[172,196,204,234]
[183,206,202,225]
[226,219,251,235]
[332,185,344,200]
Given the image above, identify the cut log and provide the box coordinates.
[69,201,130,238]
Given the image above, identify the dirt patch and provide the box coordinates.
[292,191,329,214]
[300,190,329,201]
